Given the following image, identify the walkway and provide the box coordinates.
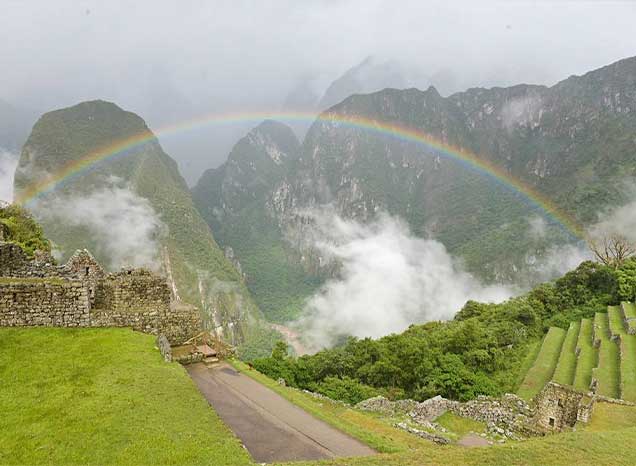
[186,363,375,463]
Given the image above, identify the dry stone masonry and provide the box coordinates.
[0,242,202,344]
[356,381,614,439]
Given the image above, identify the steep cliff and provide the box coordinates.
[13,100,269,347]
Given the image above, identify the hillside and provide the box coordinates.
[193,56,636,323]
[192,120,323,322]
[0,328,252,465]
[12,101,276,354]
[518,302,636,402]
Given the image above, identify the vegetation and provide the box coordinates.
[0,203,51,256]
[250,260,631,404]
[12,100,276,357]
[235,360,636,466]
[0,328,251,465]
[593,313,621,398]
[517,327,566,400]
[552,321,580,386]
[573,318,596,391]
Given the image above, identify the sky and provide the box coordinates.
[2,0,636,182]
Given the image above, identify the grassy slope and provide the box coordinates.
[573,318,597,392]
[517,327,566,400]
[622,302,636,334]
[232,361,636,466]
[593,312,621,399]
[607,306,636,402]
[553,321,581,386]
[0,328,251,465]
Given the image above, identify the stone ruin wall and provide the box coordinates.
[0,242,202,344]
[0,281,90,327]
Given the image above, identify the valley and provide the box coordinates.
[2,4,636,464]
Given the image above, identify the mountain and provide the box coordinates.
[317,57,413,110]
[194,56,636,323]
[13,100,274,352]
[192,120,322,322]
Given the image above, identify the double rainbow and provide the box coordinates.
[16,110,583,238]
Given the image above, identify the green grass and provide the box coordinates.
[620,334,636,402]
[435,412,485,438]
[553,321,580,386]
[582,402,636,432]
[0,328,251,465]
[593,313,621,399]
[608,306,625,337]
[513,339,542,391]
[235,360,636,466]
[573,318,597,392]
[622,302,636,334]
[517,327,566,400]
[622,302,636,319]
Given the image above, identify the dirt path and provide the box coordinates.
[187,363,375,463]
[269,323,309,356]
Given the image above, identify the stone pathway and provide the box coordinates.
[187,363,375,463]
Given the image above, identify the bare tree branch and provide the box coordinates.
[588,234,636,268]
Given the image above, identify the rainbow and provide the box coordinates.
[16,110,583,238]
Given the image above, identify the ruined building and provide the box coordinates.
[0,242,202,344]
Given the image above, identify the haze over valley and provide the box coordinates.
[3,2,636,465]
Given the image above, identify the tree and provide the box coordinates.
[589,234,635,269]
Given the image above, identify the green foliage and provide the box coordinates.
[249,260,636,404]
[310,376,381,405]
[617,258,636,302]
[0,204,50,257]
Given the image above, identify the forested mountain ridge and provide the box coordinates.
[193,56,636,323]
[13,100,275,353]
[192,120,322,323]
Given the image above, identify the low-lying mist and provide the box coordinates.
[297,210,514,349]
[32,181,164,270]
[0,150,18,203]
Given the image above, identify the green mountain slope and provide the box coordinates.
[13,100,271,348]
[194,56,636,324]
[192,120,323,322]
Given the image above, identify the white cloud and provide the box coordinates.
[298,210,513,349]
[0,149,18,203]
[527,215,547,240]
[32,181,164,270]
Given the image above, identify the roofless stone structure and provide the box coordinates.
[0,242,202,344]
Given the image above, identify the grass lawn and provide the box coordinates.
[573,318,597,392]
[553,321,580,386]
[0,328,251,465]
[593,313,621,399]
[517,327,566,400]
[605,306,636,401]
[622,302,636,334]
[620,334,636,402]
[622,302,636,319]
[582,402,636,432]
[435,412,485,438]
[608,306,625,337]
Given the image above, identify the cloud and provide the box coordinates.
[297,209,513,349]
[527,215,547,240]
[0,149,18,203]
[590,198,636,244]
[1,1,635,179]
[32,181,164,270]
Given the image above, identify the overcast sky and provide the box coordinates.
[2,0,636,182]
